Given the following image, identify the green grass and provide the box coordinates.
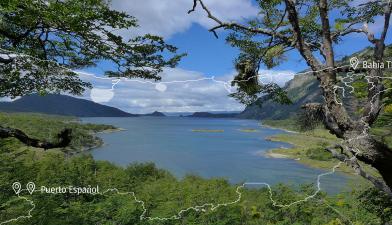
[371,112,392,149]
[262,118,302,131]
[371,127,392,148]
[263,118,383,179]
[0,112,117,153]
[265,128,355,173]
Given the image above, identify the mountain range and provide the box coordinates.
[237,71,321,120]
[0,94,169,117]
[0,94,136,117]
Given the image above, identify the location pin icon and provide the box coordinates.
[12,182,22,195]
[26,182,35,195]
[350,57,359,70]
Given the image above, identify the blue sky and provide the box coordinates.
[80,0,391,114]
[167,24,239,76]
[168,24,386,76]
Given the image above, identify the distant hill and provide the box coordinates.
[0,94,136,117]
[238,45,391,120]
[238,72,322,120]
[141,111,166,117]
[187,112,239,118]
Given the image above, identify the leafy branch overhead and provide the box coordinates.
[229,58,291,106]
[0,0,185,98]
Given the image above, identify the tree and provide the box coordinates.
[0,0,183,148]
[189,0,392,196]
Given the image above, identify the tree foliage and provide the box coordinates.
[229,57,292,106]
[0,0,184,98]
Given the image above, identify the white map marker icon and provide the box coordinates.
[12,182,22,195]
[26,182,35,195]
[350,57,359,70]
[155,83,167,92]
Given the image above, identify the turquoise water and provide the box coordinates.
[83,117,350,193]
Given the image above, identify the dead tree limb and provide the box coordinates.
[0,126,72,150]
[325,144,392,197]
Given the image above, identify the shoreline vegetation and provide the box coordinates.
[0,112,123,154]
[261,119,381,178]
[261,119,355,174]
[97,127,126,134]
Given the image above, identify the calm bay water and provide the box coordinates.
[82,117,350,193]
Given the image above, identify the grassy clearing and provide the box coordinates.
[261,119,301,132]
[265,129,356,173]
[262,119,384,180]
[262,119,357,175]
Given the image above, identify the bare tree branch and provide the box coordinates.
[0,126,72,150]
[187,0,291,43]
[325,144,392,197]
[0,57,13,64]
[332,28,369,40]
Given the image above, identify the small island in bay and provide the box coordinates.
[239,128,259,132]
[191,129,224,133]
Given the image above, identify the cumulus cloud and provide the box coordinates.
[110,0,258,38]
[258,69,295,87]
[78,67,295,114]
[90,88,115,103]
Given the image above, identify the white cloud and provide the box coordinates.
[110,0,258,38]
[90,88,115,103]
[78,67,295,114]
[258,69,295,87]
[78,68,243,113]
